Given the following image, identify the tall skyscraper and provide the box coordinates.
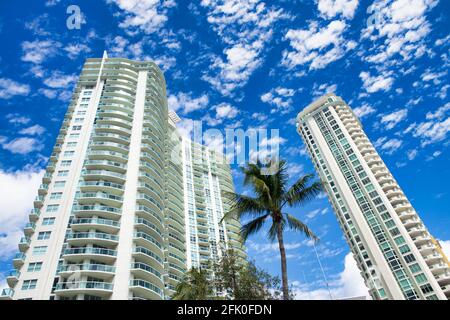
[0,53,244,300]
[296,93,450,300]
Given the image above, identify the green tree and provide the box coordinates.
[172,267,213,300]
[212,249,289,300]
[222,160,322,300]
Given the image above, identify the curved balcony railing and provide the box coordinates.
[129,279,163,300]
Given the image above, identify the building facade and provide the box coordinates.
[297,93,450,300]
[1,53,244,300]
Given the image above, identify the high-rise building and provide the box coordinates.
[296,93,450,300]
[0,53,244,300]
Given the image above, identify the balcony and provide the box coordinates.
[18,237,31,252]
[129,279,163,300]
[412,234,431,245]
[42,172,53,183]
[72,205,122,220]
[130,262,164,287]
[89,150,128,162]
[70,218,120,234]
[34,195,45,208]
[79,180,124,195]
[62,247,117,263]
[134,218,163,241]
[429,263,449,274]
[6,269,20,287]
[132,246,164,271]
[13,253,25,268]
[58,264,115,280]
[82,169,126,183]
[24,222,36,236]
[84,160,127,173]
[424,252,442,264]
[29,209,41,222]
[435,272,450,284]
[38,184,49,195]
[55,281,113,298]
[133,232,163,255]
[397,210,416,220]
[77,191,123,206]
[0,288,14,300]
[66,232,119,246]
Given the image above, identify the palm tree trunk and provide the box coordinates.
[276,223,289,300]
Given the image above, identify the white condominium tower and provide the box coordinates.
[296,93,450,300]
[1,53,244,300]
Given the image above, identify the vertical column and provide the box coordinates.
[111,70,147,300]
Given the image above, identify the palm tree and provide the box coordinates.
[172,267,213,300]
[221,160,323,300]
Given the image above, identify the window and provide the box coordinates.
[420,284,433,294]
[42,217,55,226]
[404,254,416,263]
[37,231,51,240]
[69,133,80,139]
[22,279,37,290]
[67,142,77,148]
[27,262,43,272]
[72,125,82,131]
[57,170,69,177]
[63,151,75,157]
[46,205,59,213]
[32,246,47,255]
[50,192,62,200]
[77,111,86,116]
[54,181,66,188]
[61,160,71,167]
[409,263,421,274]
[415,273,427,284]
[74,118,84,123]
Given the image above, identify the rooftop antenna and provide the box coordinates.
[312,241,333,300]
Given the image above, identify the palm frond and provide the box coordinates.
[240,214,270,241]
[221,191,266,223]
[283,174,323,207]
[284,213,319,242]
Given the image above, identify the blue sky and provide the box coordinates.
[0,0,449,299]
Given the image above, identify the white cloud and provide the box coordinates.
[359,71,394,93]
[0,137,44,155]
[201,0,287,95]
[203,103,240,126]
[317,0,359,19]
[407,148,418,160]
[43,72,77,89]
[286,163,304,177]
[167,92,209,114]
[0,78,30,99]
[439,240,450,261]
[64,43,91,59]
[380,108,408,129]
[374,137,403,154]
[21,39,60,64]
[353,104,376,118]
[293,253,370,300]
[282,20,356,70]
[6,114,31,125]
[261,87,296,114]
[107,0,175,34]
[361,0,437,66]
[313,83,337,98]
[426,102,450,120]
[0,169,44,260]
[19,125,46,136]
